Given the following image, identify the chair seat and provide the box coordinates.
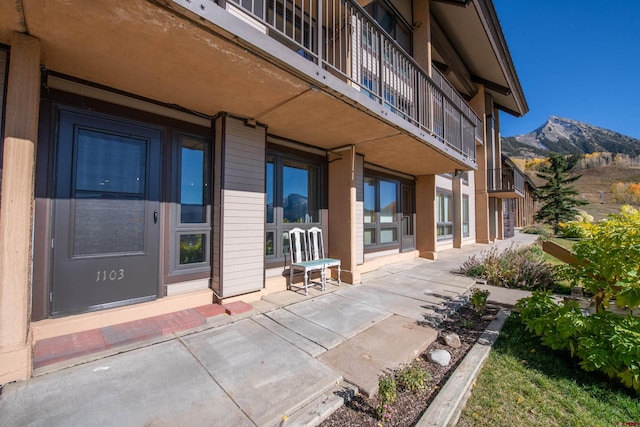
[292,260,327,269]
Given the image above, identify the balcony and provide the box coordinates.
[487,167,525,198]
[178,0,480,166]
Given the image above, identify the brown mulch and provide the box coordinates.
[320,305,499,427]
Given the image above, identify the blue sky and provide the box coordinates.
[493,1,640,139]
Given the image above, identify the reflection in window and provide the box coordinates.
[364,228,376,245]
[266,231,274,256]
[76,130,146,194]
[179,234,205,265]
[180,137,207,224]
[364,177,376,223]
[266,159,274,223]
[437,190,453,239]
[379,180,396,223]
[283,164,318,223]
[364,175,401,247]
[172,134,211,275]
[265,152,323,259]
[463,195,470,237]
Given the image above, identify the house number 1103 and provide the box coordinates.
[96,269,125,282]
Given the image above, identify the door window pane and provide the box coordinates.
[179,234,206,265]
[180,137,207,224]
[379,180,396,223]
[73,130,147,256]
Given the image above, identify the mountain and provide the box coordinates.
[501,116,640,158]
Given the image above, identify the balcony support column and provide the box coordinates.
[469,85,490,244]
[328,146,361,284]
[416,174,437,259]
[0,32,41,384]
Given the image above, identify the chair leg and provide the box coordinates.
[303,270,309,296]
[321,266,327,291]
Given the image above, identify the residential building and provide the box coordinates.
[0,0,527,383]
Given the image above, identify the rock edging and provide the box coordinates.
[415,308,511,427]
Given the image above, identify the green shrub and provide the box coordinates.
[459,244,558,291]
[559,208,640,313]
[517,291,640,393]
[469,288,490,314]
[376,371,396,421]
[558,221,592,238]
[396,362,429,394]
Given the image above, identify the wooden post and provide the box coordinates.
[0,32,41,384]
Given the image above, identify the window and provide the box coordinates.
[463,195,470,237]
[436,190,453,239]
[266,151,323,262]
[364,176,399,248]
[364,0,412,53]
[172,134,211,273]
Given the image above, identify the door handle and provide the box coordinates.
[154,210,158,224]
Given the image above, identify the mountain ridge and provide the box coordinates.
[501,116,640,158]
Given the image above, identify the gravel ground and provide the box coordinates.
[320,305,498,427]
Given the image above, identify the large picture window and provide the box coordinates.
[364,175,399,248]
[171,134,211,274]
[436,189,453,239]
[266,150,323,262]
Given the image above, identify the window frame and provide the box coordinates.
[436,188,454,240]
[169,132,212,275]
[364,174,401,251]
[462,194,470,238]
[265,148,325,265]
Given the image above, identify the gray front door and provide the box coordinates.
[51,108,162,315]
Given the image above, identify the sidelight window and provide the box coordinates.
[172,134,211,273]
[436,190,453,239]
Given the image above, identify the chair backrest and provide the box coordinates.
[288,227,308,263]
[306,227,325,261]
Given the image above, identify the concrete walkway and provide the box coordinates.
[0,232,539,427]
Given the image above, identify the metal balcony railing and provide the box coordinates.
[219,0,481,161]
[487,167,525,195]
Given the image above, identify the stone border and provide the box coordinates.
[415,308,511,427]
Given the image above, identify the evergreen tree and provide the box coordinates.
[534,152,587,234]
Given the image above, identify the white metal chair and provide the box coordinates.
[307,227,341,286]
[288,227,326,295]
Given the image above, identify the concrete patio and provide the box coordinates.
[0,232,539,427]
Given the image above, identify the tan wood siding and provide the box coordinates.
[219,117,266,297]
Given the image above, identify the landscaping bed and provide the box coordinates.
[320,304,499,427]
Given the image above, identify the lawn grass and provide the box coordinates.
[540,237,577,267]
[457,313,640,427]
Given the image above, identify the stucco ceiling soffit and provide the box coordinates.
[0,0,27,43]
[253,87,315,120]
[430,16,476,97]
